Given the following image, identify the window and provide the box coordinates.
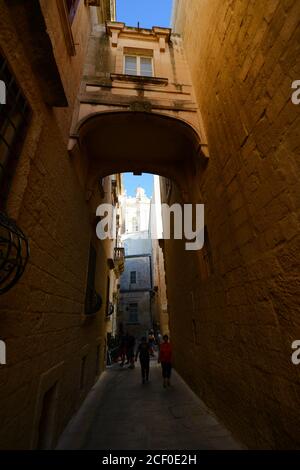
[128,303,138,323]
[124,56,137,75]
[0,53,31,210]
[65,0,80,24]
[130,271,136,284]
[140,57,153,77]
[124,56,153,77]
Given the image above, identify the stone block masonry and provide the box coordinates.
[0,1,112,449]
[169,0,300,449]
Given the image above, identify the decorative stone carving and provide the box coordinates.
[129,101,152,113]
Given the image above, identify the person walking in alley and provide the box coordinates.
[158,335,172,388]
[156,330,163,346]
[135,337,151,384]
[119,332,129,367]
[127,333,136,369]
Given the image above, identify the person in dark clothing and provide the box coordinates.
[135,337,151,383]
[119,333,129,366]
[127,334,136,369]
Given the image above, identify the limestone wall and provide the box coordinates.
[163,0,300,449]
[0,2,113,449]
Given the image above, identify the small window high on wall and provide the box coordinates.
[130,271,137,284]
[124,56,153,77]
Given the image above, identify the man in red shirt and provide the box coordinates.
[158,334,172,388]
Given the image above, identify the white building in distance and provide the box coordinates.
[118,187,153,337]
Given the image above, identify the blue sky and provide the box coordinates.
[117,1,173,197]
[117,0,173,29]
[123,173,154,198]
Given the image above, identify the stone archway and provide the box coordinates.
[69,110,209,203]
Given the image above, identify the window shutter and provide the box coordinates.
[140,57,152,77]
[125,56,137,75]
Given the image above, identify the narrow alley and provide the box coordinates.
[57,359,241,451]
[1,0,300,456]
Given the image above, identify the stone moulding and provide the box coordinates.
[106,21,171,49]
[110,73,169,86]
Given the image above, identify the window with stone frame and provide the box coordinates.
[130,271,137,284]
[124,55,153,77]
[0,52,31,211]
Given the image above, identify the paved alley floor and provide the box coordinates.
[57,360,242,450]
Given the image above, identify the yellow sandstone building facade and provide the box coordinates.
[0,0,122,449]
[168,0,300,449]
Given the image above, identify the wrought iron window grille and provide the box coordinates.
[0,211,29,294]
[0,54,31,293]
